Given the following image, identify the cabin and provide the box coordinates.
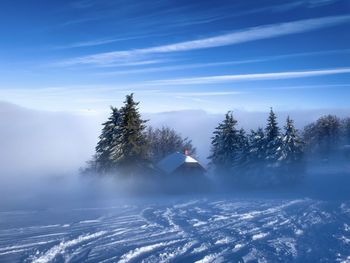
[157,151,206,177]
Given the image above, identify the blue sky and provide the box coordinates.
[0,0,350,113]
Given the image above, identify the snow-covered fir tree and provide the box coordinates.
[265,108,279,140]
[264,108,282,167]
[111,93,148,172]
[248,127,266,165]
[86,94,150,175]
[233,128,250,170]
[275,116,305,183]
[93,107,122,173]
[208,111,241,174]
[279,116,304,165]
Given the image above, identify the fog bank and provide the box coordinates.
[1,101,350,178]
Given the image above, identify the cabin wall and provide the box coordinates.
[172,163,205,176]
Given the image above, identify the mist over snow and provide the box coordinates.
[1,101,350,178]
[1,0,350,261]
[0,101,100,179]
[1,99,350,262]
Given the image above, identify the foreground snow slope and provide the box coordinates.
[0,197,350,263]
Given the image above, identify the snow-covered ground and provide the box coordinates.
[1,196,350,262]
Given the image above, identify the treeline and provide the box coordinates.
[303,115,350,160]
[84,94,195,175]
[208,109,304,187]
[85,93,350,188]
[209,110,350,187]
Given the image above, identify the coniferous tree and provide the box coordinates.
[93,107,122,173]
[279,116,304,165]
[208,111,241,175]
[85,94,149,175]
[147,126,196,163]
[245,127,266,186]
[265,108,279,141]
[279,116,305,183]
[264,108,282,167]
[248,128,266,166]
[234,128,250,170]
[111,94,148,172]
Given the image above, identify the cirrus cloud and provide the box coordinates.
[58,15,350,66]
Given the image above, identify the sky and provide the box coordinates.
[0,0,350,113]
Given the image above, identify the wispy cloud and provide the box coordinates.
[148,68,350,85]
[99,49,350,75]
[259,83,350,90]
[99,59,260,75]
[53,33,170,49]
[53,38,138,49]
[64,0,340,27]
[160,91,242,97]
[270,0,339,11]
[306,0,339,7]
[59,15,350,66]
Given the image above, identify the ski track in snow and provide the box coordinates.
[0,198,350,262]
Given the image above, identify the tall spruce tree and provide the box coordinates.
[94,107,122,173]
[276,116,305,183]
[265,108,279,141]
[279,116,304,165]
[234,128,250,169]
[248,127,266,165]
[264,108,281,166]
[208,111,241,174]
[111,94,148,172]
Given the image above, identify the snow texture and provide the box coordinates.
[0,197,350,262]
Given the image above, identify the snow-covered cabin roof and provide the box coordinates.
[157,152,204,175]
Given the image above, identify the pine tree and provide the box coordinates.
[208,111,241,174]
[248,127,266,164]
[242,128,267,187]
[277,116,305,183]
[94,107,122,173]
[111,93,148,172]
[265,108,279,141]
[234,128,250,169]
[264,108,281,166]
[279,116,304,164]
